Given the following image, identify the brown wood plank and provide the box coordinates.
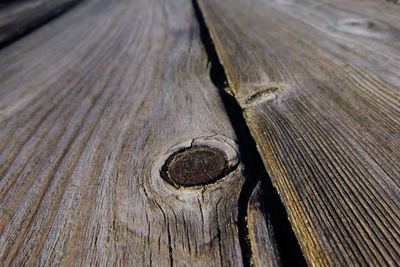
[0,0,82,47]
[0,0,274,265]
[197,0,400,265]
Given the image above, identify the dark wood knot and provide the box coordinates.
[341,19,372,28]
[336,18,374,32]
[161,146,228,187]
[244,87,280,106]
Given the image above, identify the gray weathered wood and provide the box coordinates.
[247,182,281,267]
[197,0,400,265]
[0,0,252,265]
[0,0,82,46]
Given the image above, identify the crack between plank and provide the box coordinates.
[192,1,307,266]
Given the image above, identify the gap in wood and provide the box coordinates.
[192,0,308,265]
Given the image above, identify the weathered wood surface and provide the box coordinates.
[247,182,281,267]
[198,0,400,265]
[0,0,281,265]
[0,0,82,47]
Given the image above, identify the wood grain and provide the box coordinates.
[247,182,281,267]
[0,0,251,265]
[197,0,400,265]
[0,0,82,47]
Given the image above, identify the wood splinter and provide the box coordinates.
[161,146,228,187]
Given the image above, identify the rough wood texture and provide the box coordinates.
[198,0,400,265]
[0,0,250,265]
[0,0,82,46]
[247,182,281,267]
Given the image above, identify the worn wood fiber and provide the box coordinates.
[247,182,281,267]
[0,0,258,265]
[198,0,400,265]
[0,0,82,46]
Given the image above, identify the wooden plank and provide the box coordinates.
[0,0,82,47]
[0,0,274,265]
[247,182,281,267]
[197,0,400,265]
